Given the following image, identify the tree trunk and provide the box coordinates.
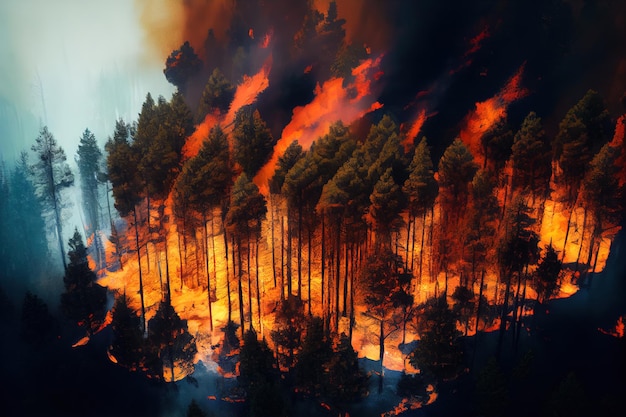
[236,236,244,339]
[203,214,214,332]
[177,226,184,290]
[307,224,312,316]
[287,210,293,297]
[133,206,146,334]
[321,214,326,322]
[297,205,303,298]
[270,194,277,288]
[561,204,576,262]
[574,208,587,271]
[164,231,171,302]
[145,194,151,273]
[223,220,232,322]
[281,213,285,300]
[255,236,262,332]
[379,318,385,393]
[343,236,349,317]
[335,216,341,332]
[247,234,253,328]
[405,213,412,271]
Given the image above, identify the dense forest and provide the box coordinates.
[1,1,626,416]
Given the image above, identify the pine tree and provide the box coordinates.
[511,112,551,199]
[109,295,144,371]
[147,300,197,382]
[76,129,103,267]
[30,126,74,270]
[233,105,275,177]
[60,229,108,335]
[196,68,235,121]
[409,296,463,381]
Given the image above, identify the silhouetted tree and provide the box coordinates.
[295,316,332,395]
[60,229,108,335]
[148,300,197,382]
[109,295,144,372]
[164,41,203,93]
[324,333,369,406]
[475,357,509,417]
[239,329,284,417]
[20,291,57,348]
[533,244,562,303]
[410,296,463,381]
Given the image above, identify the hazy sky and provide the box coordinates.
[0,0,174,159]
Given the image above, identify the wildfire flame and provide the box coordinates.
[223,54,273,132]
[253,56,384,192]
[459,64,528,159]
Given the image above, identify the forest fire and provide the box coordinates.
[254,56,383,191]
[459,65,528,159]
[223,54,273,132]
[4,2,626,417]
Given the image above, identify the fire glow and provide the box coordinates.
[254,56,384,192]
[459,64,528,159]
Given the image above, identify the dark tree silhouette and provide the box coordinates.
[164,41,203,93]
[60,229,108,336]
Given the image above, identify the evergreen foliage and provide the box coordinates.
[60,229,108,335]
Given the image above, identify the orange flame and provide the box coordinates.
[465,26,490,57]
[599,316,625,338]
[182,113,220,160]
[459,64,528,159]
[253,56,384,193]
[223,54,273,133]
[260,29,273,49]
[402,109,427,151]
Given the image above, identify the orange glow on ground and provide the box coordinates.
[459,65,528,161]
[253,56,384,192]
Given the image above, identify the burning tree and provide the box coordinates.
[30,126,74,270]
[225,173,267,336]
[403,137,438,277]
[174,125,233,330]
[106,119,146,332]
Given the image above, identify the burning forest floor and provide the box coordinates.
[96,167,620,381]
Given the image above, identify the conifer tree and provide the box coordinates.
[76,128,103,267]
[233,105,275,177]
[31,126,74,270]
[60,229,108,336]
[196,68,235,121]
[109,295,144,371]
[511,112,551,199]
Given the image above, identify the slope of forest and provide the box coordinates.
[1,1,625,416]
